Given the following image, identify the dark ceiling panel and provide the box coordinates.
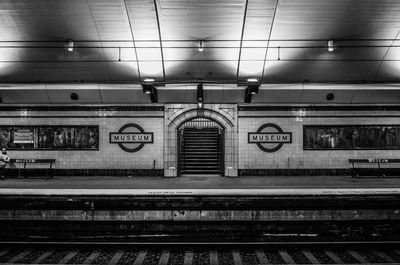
[262,61,381,83]
[0,0,98,41]
[271,0,400,40]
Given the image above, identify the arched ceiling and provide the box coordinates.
[0,0,400,84]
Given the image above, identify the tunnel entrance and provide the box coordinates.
[178,117,224,176]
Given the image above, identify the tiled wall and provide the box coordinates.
[3,105,400,176]
[238,107,400,171]
[0,107,164,171]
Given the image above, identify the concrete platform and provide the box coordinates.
[1,175,400,242]
[1,175,400,196]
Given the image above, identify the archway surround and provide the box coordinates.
[164,104,238,177]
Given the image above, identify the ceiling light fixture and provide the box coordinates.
[198,40,204,52]
[247,78,258,83]
[67,40,74,52]
[328,40,334,52]
[142,79,158,103]
[197,82,204,108]
[245,79,260,103]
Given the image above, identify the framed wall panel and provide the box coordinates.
[0,125,99,150]
[304,125,400,150]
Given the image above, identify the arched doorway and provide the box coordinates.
[178,117,224,176]
[164,104,238,178]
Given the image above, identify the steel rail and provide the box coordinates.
[1,241,400,246]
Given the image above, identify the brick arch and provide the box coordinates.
[164,104,238,177]
[176,116,225,130]
[169,108,234,130]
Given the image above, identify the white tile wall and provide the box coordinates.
[239,110,400,169]
[1,110,164,169]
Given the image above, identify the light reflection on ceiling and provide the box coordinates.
[0,0,400,84]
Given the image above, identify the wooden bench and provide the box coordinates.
[10,159,56,179]
[349,158,400,177]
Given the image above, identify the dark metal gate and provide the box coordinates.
[178,118,224,175]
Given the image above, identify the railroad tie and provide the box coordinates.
[278,250,295,265]
[372,250,396,263]
[301,250,320,264]
[347,250,369,264]
[6,249,30,263]
[107,250,125,265]
[82,250,101,264]
[183,251,193,265]
[133,251,147,265]
[32,250,55,264]
[255,250,270,264]
[58,250,79,264]
[323,250,345,264]
[0,249,9,258]
[209,250,218,265]
[232,250,243,265]
[158,251,170,265]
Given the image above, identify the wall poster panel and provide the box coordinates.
[0,125,99,150]
[304,125,400,150]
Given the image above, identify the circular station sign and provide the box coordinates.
[248,123,292,152]
[109,123,153,153]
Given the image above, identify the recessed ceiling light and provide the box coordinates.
[328,40,334,52]
[67,40,74,52]
[143,78,155,83]
[198,40,204,52]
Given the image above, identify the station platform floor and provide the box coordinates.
[1,175,400,196]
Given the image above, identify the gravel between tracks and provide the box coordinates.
[16,249,47,264]
[0,250,23,263]
[357,249,386,263]
[67,250,91,264]
[142,251,162,265]
[386,250,400,262]
[192,251,209,265]
[92,250,115,265]
[117,250,138,265]
[287,250,311,264]
[39,250,72,264]
[167,251,184,265]
[264,250,285,264]
[311,250,335,264]
[239,250,259,265]
[333,250,360,264]
[217,251,233,265]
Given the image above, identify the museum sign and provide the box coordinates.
[110,123,153,152]
[248,123,292,152]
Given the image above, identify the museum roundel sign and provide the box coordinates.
[109,123,153,153]
[248,123,292,152]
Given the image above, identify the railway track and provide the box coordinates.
[0,242,399,265]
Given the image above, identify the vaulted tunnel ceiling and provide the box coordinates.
[0,0,400,85]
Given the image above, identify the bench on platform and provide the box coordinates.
[10,159,56,179]
[349,158,400,177]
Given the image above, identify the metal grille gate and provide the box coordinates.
[178,118,224,175]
